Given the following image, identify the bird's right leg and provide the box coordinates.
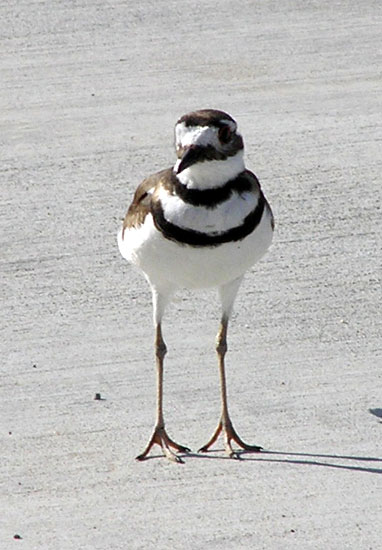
[136,322,191,463]
[198,277,262,458]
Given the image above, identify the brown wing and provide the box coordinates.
[121,168,172,238]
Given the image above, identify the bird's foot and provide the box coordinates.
[198,418,262,459]
[136,424,191,463]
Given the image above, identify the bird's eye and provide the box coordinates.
[218,126,232,144]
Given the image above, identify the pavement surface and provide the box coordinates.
[1,1,381,549]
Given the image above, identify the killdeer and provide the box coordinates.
[118,109,274,462]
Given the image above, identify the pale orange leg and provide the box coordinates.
[136,323,190,463]
[198,317,262,458]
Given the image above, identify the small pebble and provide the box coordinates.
[14,534,22,540]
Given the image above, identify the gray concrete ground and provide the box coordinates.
[1,1,381,548]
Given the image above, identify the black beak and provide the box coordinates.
[176,145,203,174]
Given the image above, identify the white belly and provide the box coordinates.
[118,208,273,291]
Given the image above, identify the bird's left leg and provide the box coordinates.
[199,278,262,458]
[136,288,190,463]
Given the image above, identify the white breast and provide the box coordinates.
[158,187,259,234]
[118,207,273,292]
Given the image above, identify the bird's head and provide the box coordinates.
[174,109,245,188]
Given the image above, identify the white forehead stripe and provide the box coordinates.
[175,120,237,148]
[175,124,216,148]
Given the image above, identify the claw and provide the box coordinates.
[199,418,262,457]
[136,425,190,463]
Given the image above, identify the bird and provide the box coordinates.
[118,109,274,463]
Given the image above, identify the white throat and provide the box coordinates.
[174,150,245,190]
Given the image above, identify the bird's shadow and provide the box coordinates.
[175,408,382,472]
[141,409,382,471]
[176,448,382,474]
[369,408,382,422]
